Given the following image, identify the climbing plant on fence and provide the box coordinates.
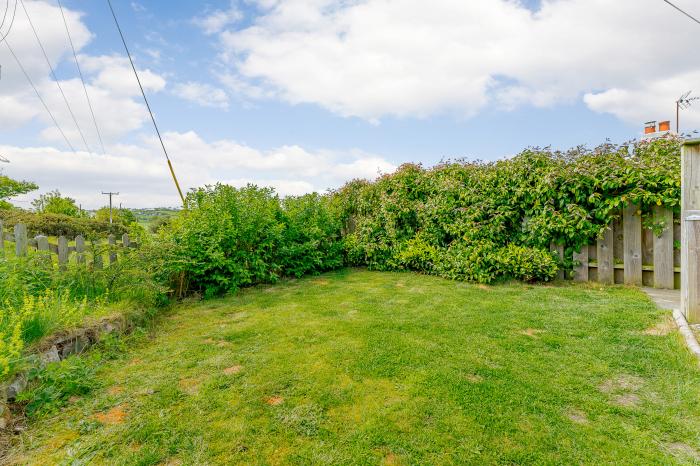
[331,137,682,283]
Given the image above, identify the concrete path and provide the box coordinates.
[642,288,700,361]
[642,287,681,311]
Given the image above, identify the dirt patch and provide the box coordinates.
[107,386,124,396]
[599,374,643,407]
[68,396,81,404]
[519,328,545,338]
[465,374,483,383]
[178,378,202,395]
[265,396,284,406]
[613,393,641,407]
[223,365,242,375]
[95,406,127,425]
[665,442,700,461]
[312,279,330,286]
[383,452,401,465]
[599,374,643,394]
[566,409,589,424]
[643,317,676,336]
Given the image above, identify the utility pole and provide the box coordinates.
[101,191,119,224]
[677,91,700,134]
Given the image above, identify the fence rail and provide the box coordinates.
[0,220,136,269]
[554,205,680,289]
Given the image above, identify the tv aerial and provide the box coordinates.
[677,90,700,133]
[0,154,9,163]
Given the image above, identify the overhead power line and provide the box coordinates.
[0,0,17,42]
[57,0,106,154]
[106,0,186,205]
[662,0,700,25]
[4,40,76,152]
[19,0,92,153]
[0,0,10,32]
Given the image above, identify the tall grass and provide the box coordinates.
[0,243,165,377]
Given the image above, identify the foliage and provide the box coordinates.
[0,209,127,238]
[332,137,681,283]
[159,185,344,297]
[0,242,166,376]
[18,355,102,417]
[0,174,38,209]
[31,190,82,217]
[94,207,137,225]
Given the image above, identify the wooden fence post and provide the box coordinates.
[551,242,565,280]
[93,239,103,270]
[35,235,49,252]
[75,235,86,264]
[108,234,117,265]
[597,226,614,285]
[653,206,674,289]
[36,235,50,265]
[623,203,643,286]
[682,139,700,322]
[573,245,588,282]
[14,224,27,257]
[58,236,69,270]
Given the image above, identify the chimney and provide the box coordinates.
[644,121,657,134]
[658,120,671,132]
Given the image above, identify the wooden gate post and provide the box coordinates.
[682,139,700,322]
[14,224,27,257]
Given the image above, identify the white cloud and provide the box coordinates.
[584,70,700,131]
[173,81,230,109]
[2,132,396,208]
[193,2,243,35]
[0,1,168,151]
[216,0,700,125]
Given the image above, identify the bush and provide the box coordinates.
[0,210,127,238]
[332,137,681,284]
[159,185,345,297]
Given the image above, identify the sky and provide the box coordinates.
[0,0,699,209]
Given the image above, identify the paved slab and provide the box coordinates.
[643,288,700,362]
[642,287,681,311]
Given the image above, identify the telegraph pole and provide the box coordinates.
[101,191,119,224]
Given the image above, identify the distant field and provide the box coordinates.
[130,208,180,230]
[6,270,700,465]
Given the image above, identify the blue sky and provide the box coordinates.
[1,0,699,207]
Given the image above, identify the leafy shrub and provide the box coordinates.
[0,210,127,238]
[332,137,681,283]
[159,185,344,297]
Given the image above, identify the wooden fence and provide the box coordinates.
[552,205,680,289]
[0,221,136,269]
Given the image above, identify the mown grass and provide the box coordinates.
[5,269,700,465]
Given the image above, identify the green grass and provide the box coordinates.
[6,269,700,465]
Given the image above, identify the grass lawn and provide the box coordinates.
[5,269,700,465]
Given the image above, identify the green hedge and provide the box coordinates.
[331,137,681,283]
[0,210,128,238]
[158,185,344,297]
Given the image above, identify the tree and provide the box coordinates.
[95,207,136,225]
[0,174,38,209]
[32,190,81,217]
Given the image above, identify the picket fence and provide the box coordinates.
[0,220,136,269]
[551,205,679,289]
